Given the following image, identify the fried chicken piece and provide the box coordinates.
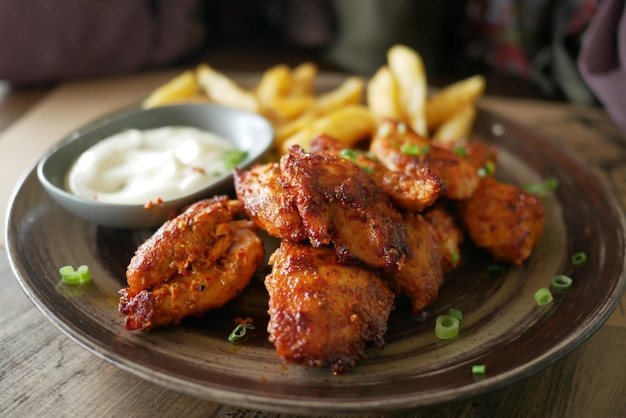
[266,240,394,374]
[433,138,499,175]
[370,120,480,200]
[383,212,443,315]
[280,145,409,269]
[423,202,466,273]
[310,134,444,212]
[125,196,241,292]
[456,176,544,265]
[119,197,265,330]
[234,162,307,242]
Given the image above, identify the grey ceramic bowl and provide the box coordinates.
[37,103,273,229]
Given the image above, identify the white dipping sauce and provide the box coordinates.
[66,126,243,205]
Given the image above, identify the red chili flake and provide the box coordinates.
[144,200,154,210]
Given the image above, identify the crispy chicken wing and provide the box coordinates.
[266,240,394,374]
[433,138,499,175]
[279,145,409,269]
[383,212,443,315]
[370,120,480,200]
[422,202,466,273]
[310,134,444,212]
[456,176,544,265]
[119,197,265,330]
[234,162,307,242]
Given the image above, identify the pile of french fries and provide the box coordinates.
[143,44,485,154]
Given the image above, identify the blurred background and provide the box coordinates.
[0,0,603,103]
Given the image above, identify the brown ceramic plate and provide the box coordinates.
[6,109,626,414]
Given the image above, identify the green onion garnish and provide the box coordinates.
[472,364,486,375]
[453,146,467,157]
[339,149,359,160]
[451,252,460,265]
[59,265,91,285]
[544,177,559,190]
[448,308,463,322]
[534,287,553,306]
[551,275,573,290]
[435,314,460,339]
[228,323,255,343]
[524,177,560,198]
[572,252,587,266]
[362,166,373,174]
[223,149,248,169]
[400,144,430,156]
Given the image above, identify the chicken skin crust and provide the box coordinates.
[119,197,265,331]
[310,134,445,212]
[280,145,409,269]
[370,120,480,200]
[456,176,544,265]
[383,212,444,315]
[266,240,394,374]
[422,202,466,273]
[125,196,242,292]
[234,162,308,242]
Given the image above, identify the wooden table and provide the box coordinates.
[1,73,625,417]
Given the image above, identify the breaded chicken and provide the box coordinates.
[383,212,443,315]
[310,134,445,212]
[433,138,498,175]
[279,145,409,269]
[125,196,240,292]
[119,197,265,330]
[422,202,466,273]
[456,176,544,265]
[370,120,480,200]
[234,162,307,242]
[266,240,394,374]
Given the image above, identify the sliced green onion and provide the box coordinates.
[401,144,420,156]
[435,315,460,339]
[453,146,467,157]
[223,149,248,169]
[534,287,553,306]
[551,275,573,290]
[572,252,587,266]
[362,166,373,174]
[339,149,359,160]
[448,308,463,322]
[451,252,460,265]
[228,323,255,343]
[523,182,546,198]
[472,364,486,375]
[544,177,559,190]
[59,265,91,285]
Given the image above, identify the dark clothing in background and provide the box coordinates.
[0,0,203,85]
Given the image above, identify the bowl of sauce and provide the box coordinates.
[37,103,274,229]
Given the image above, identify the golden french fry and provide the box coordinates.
[196,63,260,113]
[142,70,201,109]
[387,44,428,137]
[367,65,403,121]
[426,75,485,132]
[432,102,477,143]
[279,104,375,154]
[268,96,315,120]
[256,64,292,107]
[290,62,318,96]
[275,76,365,142]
